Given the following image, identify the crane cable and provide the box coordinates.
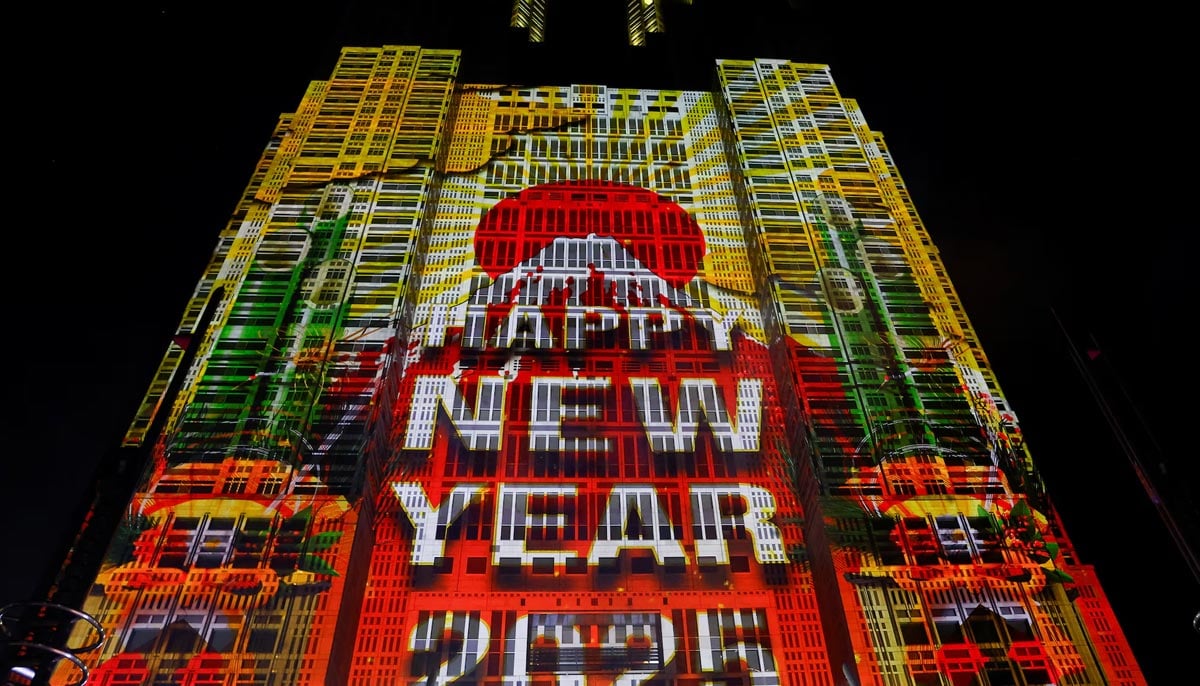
[1050,307,1200,618]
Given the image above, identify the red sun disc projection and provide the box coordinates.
[474,181,707,288]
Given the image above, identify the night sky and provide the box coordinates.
[6,1,1195,681]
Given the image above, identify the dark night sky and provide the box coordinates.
[5,1,1195,681]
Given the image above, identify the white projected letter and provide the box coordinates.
[493,484,578,565]
[690,484,787,565]
[409,611,490,686]
[588,486,687,566]
[630,378,762,453]
[529,376,612,452]
[392,482,486,565]
[404,375,508,451]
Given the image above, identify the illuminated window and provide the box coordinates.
[125,611,169,652]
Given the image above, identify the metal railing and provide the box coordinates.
[0,602,104,686]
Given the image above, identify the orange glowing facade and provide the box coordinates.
[38,46,1147,686]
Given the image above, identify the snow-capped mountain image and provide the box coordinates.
[459,233,757,353]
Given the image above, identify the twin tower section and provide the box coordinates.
[56,46,1144,686]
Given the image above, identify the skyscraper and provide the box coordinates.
[14,2,1195,681]
[8,36,1152,684]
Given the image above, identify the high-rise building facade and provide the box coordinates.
[30,44,1145,686]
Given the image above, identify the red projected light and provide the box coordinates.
[475,181,706,288]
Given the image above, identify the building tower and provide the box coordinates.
[26,40,1147,686]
